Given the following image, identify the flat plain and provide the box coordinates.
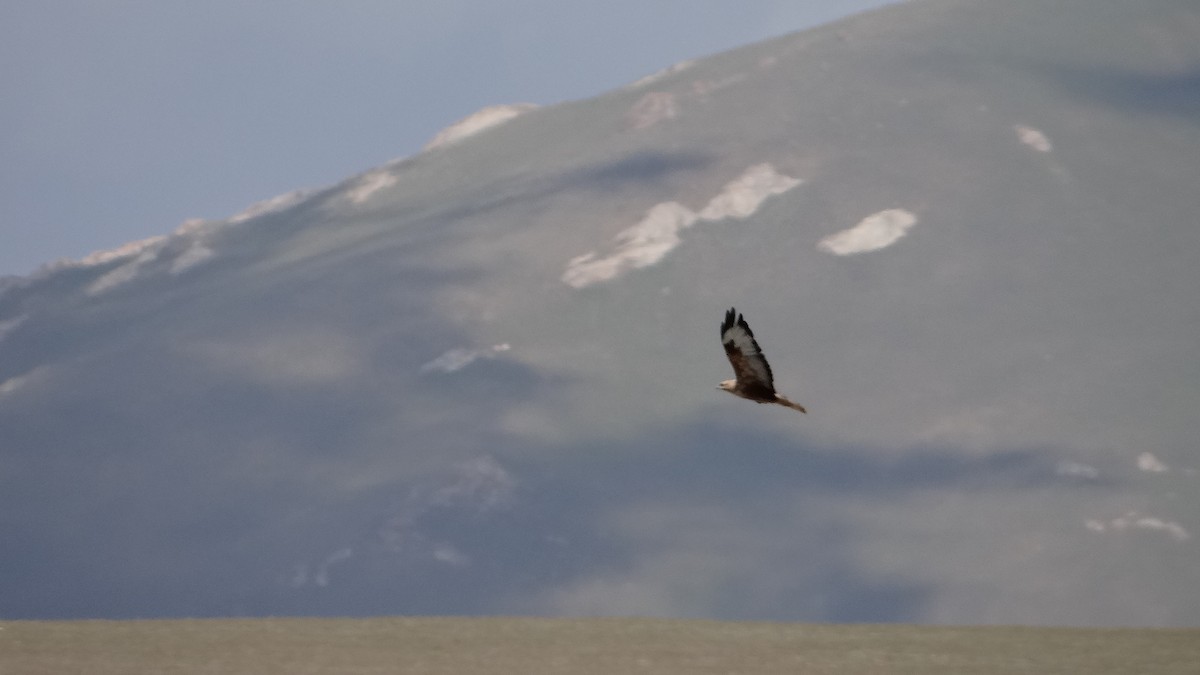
[2,617,1197,674]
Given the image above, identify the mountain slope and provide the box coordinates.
[2,0,1198,623]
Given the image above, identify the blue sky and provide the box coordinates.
[0,1,892,275]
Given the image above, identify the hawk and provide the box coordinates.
[718,307,806,413]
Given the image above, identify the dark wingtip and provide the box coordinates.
[722,307,736,334]
[736,311,753,337]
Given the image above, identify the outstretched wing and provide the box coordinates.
[720,308,776,394]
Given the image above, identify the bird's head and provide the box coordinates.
[717,379,736,393]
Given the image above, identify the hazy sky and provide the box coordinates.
[0,1,894,275]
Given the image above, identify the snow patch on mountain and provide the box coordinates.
[164,219,226,275]
[420,343,512,374]
[0,374,27,397]
[563,202,697,289]
[346,170,398,204]
[23,235,168,286]
[0,315,27,344]
[430,455,517,513]
[0,366,48,398]
[39,189,311,289]
[172,218,210,238]
[818,208,917,255]
[563,163,801,288]
[289,547,354,588]
[1086,511,1191,542]
[288,456,516,588]
[169,242,216,275]
[1015,124,1052,152]
[86,248,161,296]
[1137,451,1169,473]
[228,189,313,225]
[78,189,314,285]
[423,104,538,150]
[627,92,680,129]
[691,76,745,97]
[699,163,803,220]
[626,74,746,130]
[77,236,166,268]
[1056,460,1100,480]
[225,189,309,223]
[628,60,695,89]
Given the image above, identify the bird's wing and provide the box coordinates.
[720,308,776,392]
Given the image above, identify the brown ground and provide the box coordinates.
[2,616,1197,674]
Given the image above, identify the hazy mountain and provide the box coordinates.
[2,0,1198,624]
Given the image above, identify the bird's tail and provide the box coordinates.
[775,395,807,414]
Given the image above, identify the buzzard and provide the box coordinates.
[718,308,806,413]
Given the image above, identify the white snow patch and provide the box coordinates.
[563,164,801,288]
[1137,451,1169,473]
[32,235,165,280]
[563,202,697,289]
[173,218,211,238]
[346,170,398,204]
[1135,518,1190,541]
[76,236,167,268]
[627,92,680,129]
[0,366,47,397]
[628,60,694,88]
[420,343,511,374]
[698,163,802,220]
[1090,511,1191,542]
[314,547,353,588]
[86,248,161,296]
[690,74,747,97]
[818,208,917,256]
[0,314,27,343]
[169,242,216,275]
[1056,461,1099,480]
[430,456,517,514]
[423,103,538,150]
[0,374,28,397]
[165,219,226,274]
[288,547,355,588]
[285,563,309,588]
[24,186,306,288]
[1015,124,1052,152]
[367,456,517,571]
[228,189,312,225]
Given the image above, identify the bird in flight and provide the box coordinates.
[718,308,806,413]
